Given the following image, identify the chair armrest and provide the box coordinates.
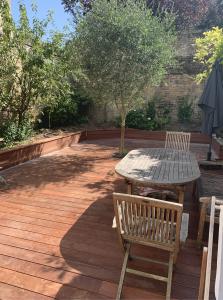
[199,197,211,204]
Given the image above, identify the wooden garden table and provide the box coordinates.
[115,148,201,204]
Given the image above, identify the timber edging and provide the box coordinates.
[0,131,82,171]
[0,128,214,171]
[82,128,210,144]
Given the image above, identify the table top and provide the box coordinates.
[115,148,200,186]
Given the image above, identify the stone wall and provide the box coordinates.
[89,30,205,129]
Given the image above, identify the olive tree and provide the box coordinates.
[72,0,176,154]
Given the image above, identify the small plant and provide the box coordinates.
[178,96,193,123]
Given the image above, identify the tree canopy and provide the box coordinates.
[194,27,223,82]
[62,0,221,29]
[71,0,176,153]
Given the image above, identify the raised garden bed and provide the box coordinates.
[81,128,210,144]
[0,131,82,170]
[0,128,212,171]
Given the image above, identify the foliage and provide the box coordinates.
[177,96,193,123]
[125,109,156,130]
[0,119,33,148]
[116,101,171,130]
[147,0,211,29]
[155,106,171,129]
[61,0,216,29]
[0,0,72,145]
[199,0,223,29]
[194,27,223,82]
[39,88,91,128]
[71,0,176,153]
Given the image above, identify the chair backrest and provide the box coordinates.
[113,193,183,252]
[165,131,191,151]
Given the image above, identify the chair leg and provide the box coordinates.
[178,189,185,205]
[116,244,130,300]
[197,204,206,247]
[166,253,174,300]
[192,180,197,199]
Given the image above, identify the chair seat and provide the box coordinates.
[113,212,189,243]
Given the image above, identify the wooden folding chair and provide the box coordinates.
[197,197,223,246]
[165,131,191,151]
[113,193,183,300]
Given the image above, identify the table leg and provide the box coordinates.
[178,188,185,205]
[192,179,200,201]
[126,181,132,194]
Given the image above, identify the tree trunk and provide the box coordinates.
[120,117,126,155]
[48,111,51,129]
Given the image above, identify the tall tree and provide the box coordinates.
[0,0,71,138]
[62,0,213,29]
[71,0,176,154]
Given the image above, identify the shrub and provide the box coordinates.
[125,109,156,130]
[178,96,193,123]
[0,1,72,145]
[0,119,33,148]
[117,100,171,130]
[38,89,91,129]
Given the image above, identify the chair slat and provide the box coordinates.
[146,205,151,239]
[160,208,165,242]
[170,210,175,244]
[165,209,170,243]
[165,131,191,151]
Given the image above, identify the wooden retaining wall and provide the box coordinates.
[0,131,82,170]
[0,129,213,171]
[81,128,210,144]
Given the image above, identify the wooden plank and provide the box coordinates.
[0,139,217,299]
[115,148,200,186]
[0,282,53,300]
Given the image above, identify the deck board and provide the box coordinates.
[0,138,218,299]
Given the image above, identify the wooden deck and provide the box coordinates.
[0,138,219,299]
